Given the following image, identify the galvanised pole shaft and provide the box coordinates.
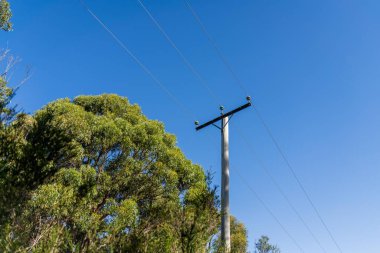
[221,116,230,252]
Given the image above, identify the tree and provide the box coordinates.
[0,0,12,31]
[0,47,248,250]
[230,217,248,253]
[255,236,280,253]
[0,94,224,252]
[212,216,248,253]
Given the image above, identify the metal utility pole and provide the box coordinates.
[195,97,252,252]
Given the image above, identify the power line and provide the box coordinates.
[235,126,327,253]
[183,0,249,97]
[79,1,312,252]
[253,106,344,253]
[78,0,195,120]
[184,1,343,251]
[232,165,305,253]
[136,0,221,107]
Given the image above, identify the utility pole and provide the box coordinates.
[195,97,252,252]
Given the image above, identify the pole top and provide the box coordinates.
[195,101,251,131]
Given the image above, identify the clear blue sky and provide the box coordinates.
[3,0,380,252]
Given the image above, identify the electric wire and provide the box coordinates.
[136,0,221,107]
[235,126,328,253]
[253,106,344,253]
[232,165,305,253]
[183,0,249,97]
[79,1,312,251]
[78,0,196,120]
[184,1,343,251]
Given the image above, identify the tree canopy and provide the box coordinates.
[255,236,280,253]
[0,0,12,31]
[212,216,248,253]
[0,89,248,252]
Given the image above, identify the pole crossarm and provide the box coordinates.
[195,101,252,131]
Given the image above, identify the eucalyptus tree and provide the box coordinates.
[255,236,280,253]
[212,216,248,253]
[0,94,222,252]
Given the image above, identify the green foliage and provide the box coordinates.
[255,236,280,253]
[212,216,248,253]
[0,94,231,252]
[0,75,16,124]
[230,217,248,253]
[0,0,12,31]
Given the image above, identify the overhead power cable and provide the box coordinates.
[79,1,310,251]
[232,165,305,253]
[235,126,327,253]
[78,0,195,120]
[136,0,221,107]
[253,107,344,253]
[183,0,249,97]
[184,1,343,251]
